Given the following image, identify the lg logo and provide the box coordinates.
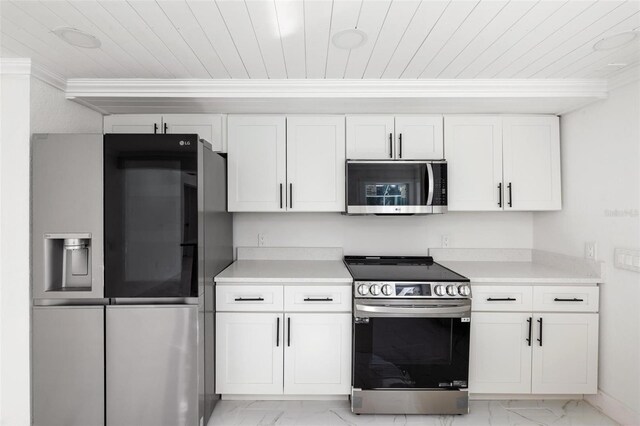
[179,140,191,146]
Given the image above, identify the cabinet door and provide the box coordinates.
[216,313,284,394]
[395,115,443,160]
[503,116,561,211]
[103,114,162,134]
[287,116,346,212]
[346,115,395,159]
[227,115,286,212]
[163,114,225,152]
[469,312,532,394]
[531,313,598,394]
[444,116,503,211]
[284,313,351,395]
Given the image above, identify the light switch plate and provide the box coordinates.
[614,248,640,272]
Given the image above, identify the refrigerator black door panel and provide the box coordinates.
[32,306,104,426]
[104,134,199,298]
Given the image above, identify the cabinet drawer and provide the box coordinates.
[284,286,352,312]
[533,286,599,312]
[472,286,533,312]
[216,285,283,312]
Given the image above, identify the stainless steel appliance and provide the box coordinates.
[344,256,471,415]
[31,133,232,426]
[346,160,447,215]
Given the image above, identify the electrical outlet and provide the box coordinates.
[258,233,265,247]
[584,242,597,260]
[441,235,450,248]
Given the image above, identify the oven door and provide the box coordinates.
[353,299,470,391]
[346,161,446,214]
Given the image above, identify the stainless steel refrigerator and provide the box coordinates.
[31,133,232,426]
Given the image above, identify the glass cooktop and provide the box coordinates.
[344,256,469,282]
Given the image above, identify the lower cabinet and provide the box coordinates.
[216,313,284,395]
[215,286,352,396]
[469,285,599,395]
[284,313,352,394]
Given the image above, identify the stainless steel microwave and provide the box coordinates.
[346,160,447,215]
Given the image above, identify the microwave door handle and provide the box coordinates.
[426,163,434,206]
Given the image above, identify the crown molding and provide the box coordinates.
[0,58,32,75]
[65,78,609,100]
[31,63,67,92]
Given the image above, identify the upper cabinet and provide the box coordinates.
[287,116,345,212]
[104,114,225,152]
[346,115,394,159]
[445,115,561,211]
[346,115,443,160]
[503,116,561,211]
[227,115,286,212]
[104,114,162,134]
[227,115,345,213]
[445,116,503,211]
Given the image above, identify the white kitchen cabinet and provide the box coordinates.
[104,114,162,134]
[444,116,503,211]
[103,114,226,151]
[469,312,532,394]
[445,115,561,212]
[469,284,599,396]
[215,283,352,396]
[227,115,286,212]
[503,116,561,211]
[215,312,284,395]
[287,116,345,212]
[163,114,225,152]
[531,313,598,394]
[346,115,395,159]
[346,115,444,160]
[284,313,351,395]
[395,115,444,160]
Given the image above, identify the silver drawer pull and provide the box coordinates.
[234,297,264,302]
[304,297,333,302]
[553,297,584,302]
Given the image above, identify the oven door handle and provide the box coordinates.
[354,302,470,318]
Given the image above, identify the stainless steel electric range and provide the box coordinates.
[344,256,471,415]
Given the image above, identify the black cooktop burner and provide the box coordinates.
[344,256,469,282]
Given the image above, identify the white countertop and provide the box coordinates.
[215,260,353,284]
[439,260,600,285]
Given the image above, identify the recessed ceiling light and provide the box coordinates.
[53,27,101,49]
[332,28,367,50]
[593,31,638,51]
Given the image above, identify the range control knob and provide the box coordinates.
[434,285,446,296]
[458,284,471,297]
[357,284,369,296]
[381,284,393,296]
[369,284,381,296]
[446,285,457,296]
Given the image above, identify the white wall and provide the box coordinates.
[0,64,103,426]
[534,80,640,419]
[30,77,102,133]
[234,212,533,255]
[0,71,31,426]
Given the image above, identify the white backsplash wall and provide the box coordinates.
[534,80,640,421]
[233,211,533,256]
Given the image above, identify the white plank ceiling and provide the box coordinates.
[2,0,639,82]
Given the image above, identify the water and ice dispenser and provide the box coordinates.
[43,233,93,292]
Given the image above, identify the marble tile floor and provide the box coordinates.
[208,399,618,426]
